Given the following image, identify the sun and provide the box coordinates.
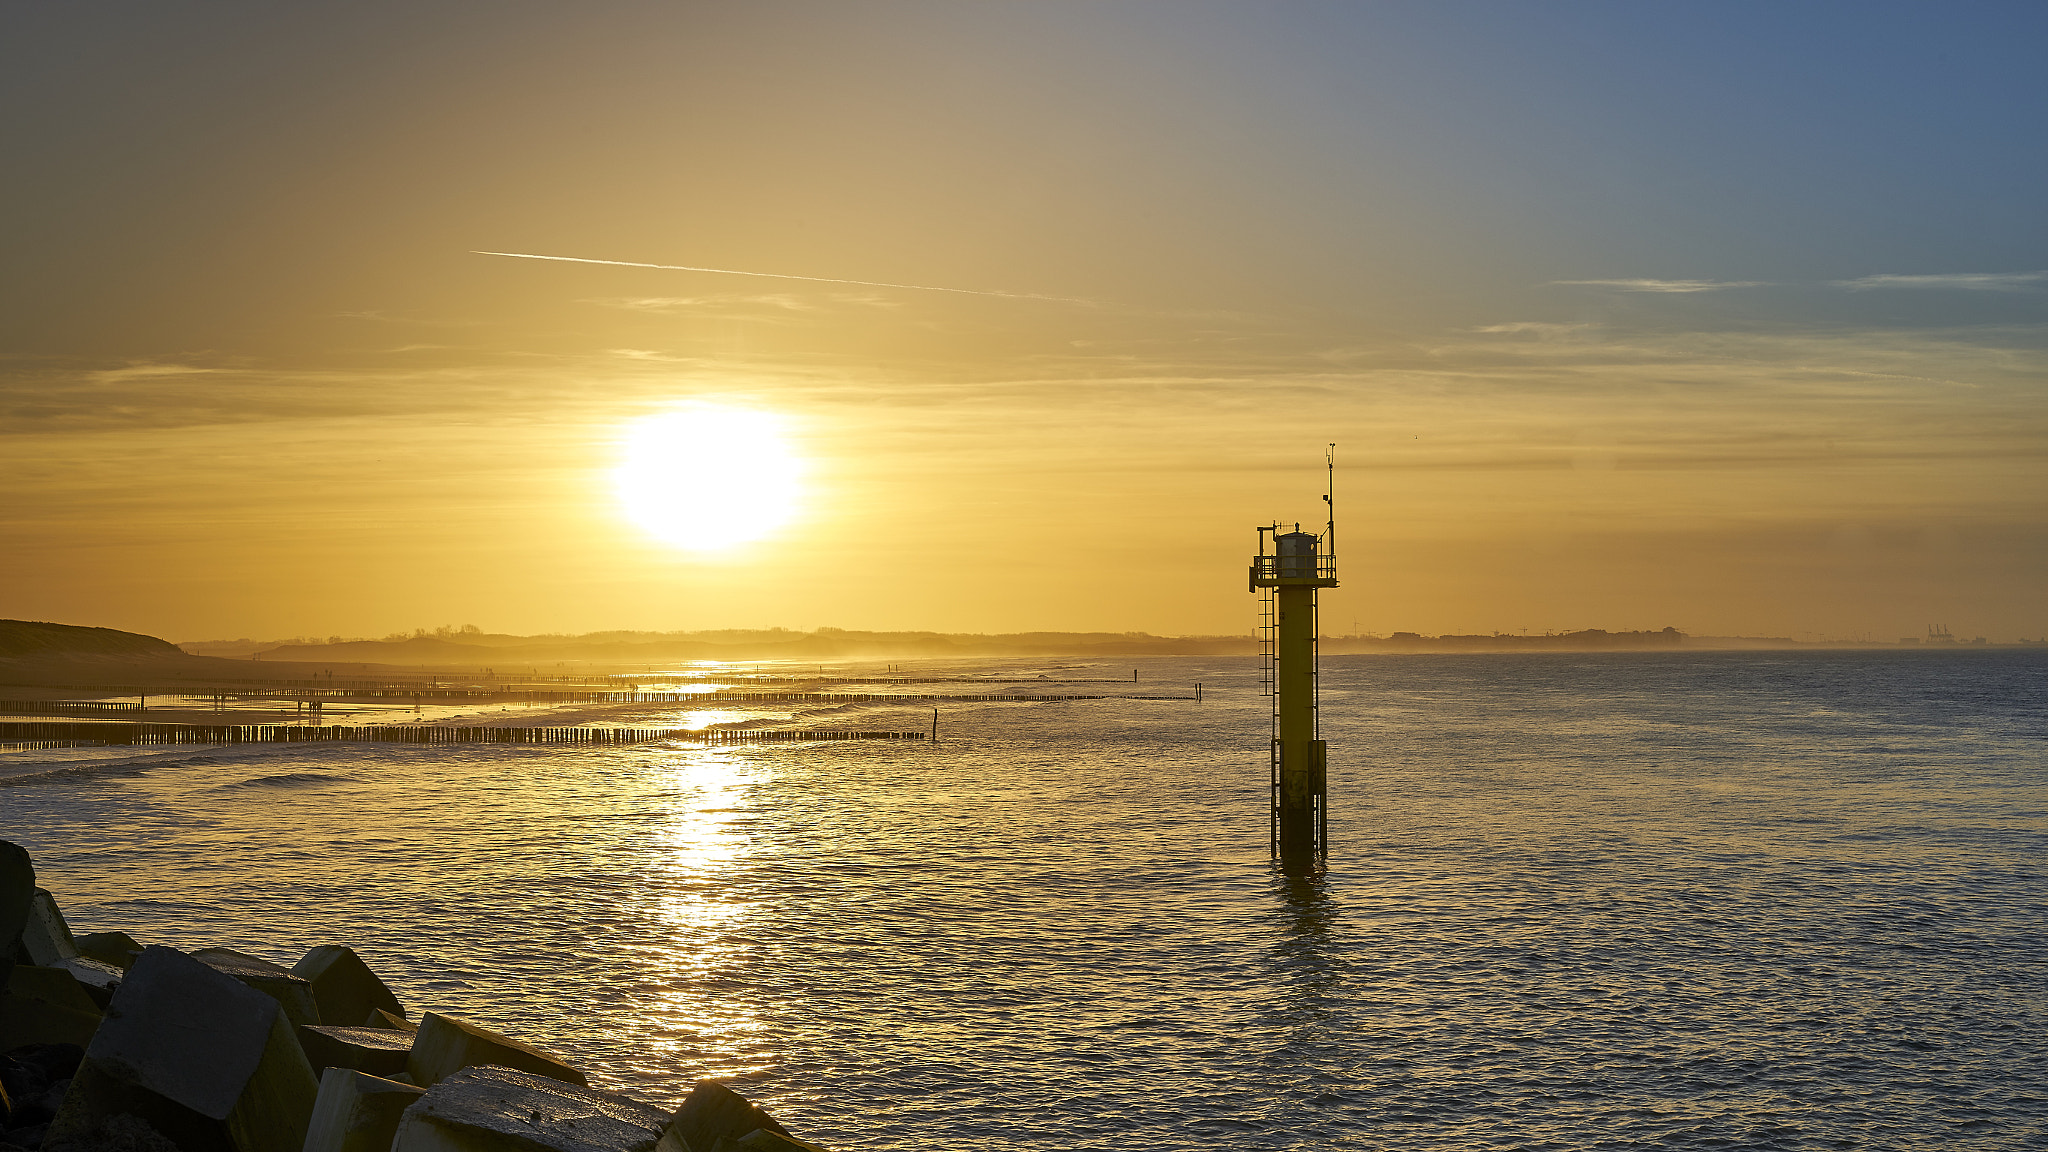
[613,407,804,551]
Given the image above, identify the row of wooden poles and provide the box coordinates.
[2,691,1199,712]
[3,675,1144,695]
[0,722,926,746]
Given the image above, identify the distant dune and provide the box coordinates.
[243,630,1259,665]
[1327,627,1689,653]
[0,619,188,660]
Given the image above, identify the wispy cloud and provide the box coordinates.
[88,363,221,385]
[1550,279,1769,293]
[474,250,1092,304]
[334,311,493,328]
[1831,271,2048,291]
[591,295,823,314]
[1473,321,1599,336]
[585,293,907,315]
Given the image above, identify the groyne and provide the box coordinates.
[0,721,926,747]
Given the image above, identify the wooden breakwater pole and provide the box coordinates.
[1250,446,1339,866]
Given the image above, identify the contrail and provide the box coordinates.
[473,250,1085,303]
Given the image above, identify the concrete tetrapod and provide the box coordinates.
[407,1013,588,1089]
[192,947,323,1028]
[294,944,407,1027]
[42,945,320,1152]
[392,1065,668,1152]
[304,1068,426,1152]
[654,1083,795,1152]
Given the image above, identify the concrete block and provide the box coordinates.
[41,945,318,1152]
[58,957,122,1010]
[304,1068,424,1152]
[406,1013,586,1089]
[300,1026,415,1079]
[294,945,406,1028]
[19,890,79,968]
[7,965,99,1015]
[0,993,100,1050]
[369,1008,417,1031]
[0,842,32,980]
[73,931,143,970]
[716,1130,832,1152]
[192,947,322,1027]
[653,1084,791,1152]
[392,1065,667,1152]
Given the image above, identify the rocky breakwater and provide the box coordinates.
[1,842,831,1152]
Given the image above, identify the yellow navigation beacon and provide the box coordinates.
[1249,446,1338,865]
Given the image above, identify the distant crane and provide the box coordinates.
[1250,446,1339,866]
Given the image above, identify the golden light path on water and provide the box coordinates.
[644,750,765,1079]
[613,406,804,551]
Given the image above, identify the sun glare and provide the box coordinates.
[614,407,803,551]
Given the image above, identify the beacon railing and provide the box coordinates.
[1248,552,1339,583]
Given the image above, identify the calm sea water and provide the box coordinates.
[5,650,2045,1150]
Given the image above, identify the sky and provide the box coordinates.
[4,1,2044,641]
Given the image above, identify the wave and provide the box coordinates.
[212,772,351,791]
[0,759,160,788]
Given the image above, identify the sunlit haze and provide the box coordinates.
[3,2,2043,641]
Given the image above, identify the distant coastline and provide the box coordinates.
[161,625,2047,667]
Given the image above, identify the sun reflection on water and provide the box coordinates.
[637,748,777,1080]
[672,709,790,732]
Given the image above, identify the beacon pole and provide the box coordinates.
[1250,448,1338,866]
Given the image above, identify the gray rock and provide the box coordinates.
[189,948,321,1028]
[19,891,78,969]
[41,945,318,1152]
[31,1078,73,1123]
[303,1068,424,1152]
[406,1014,586,1089]
[0,1043,84,1104]
[392,1066,666,1152]
[652,1084,792,1152]
[299,1026,415,1079]
[292,946,405,1029]
[39,1111,178,1152]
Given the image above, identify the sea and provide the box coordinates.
[4,649,2045,1150]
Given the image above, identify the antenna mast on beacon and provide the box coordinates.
[1250,445,1338,867]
